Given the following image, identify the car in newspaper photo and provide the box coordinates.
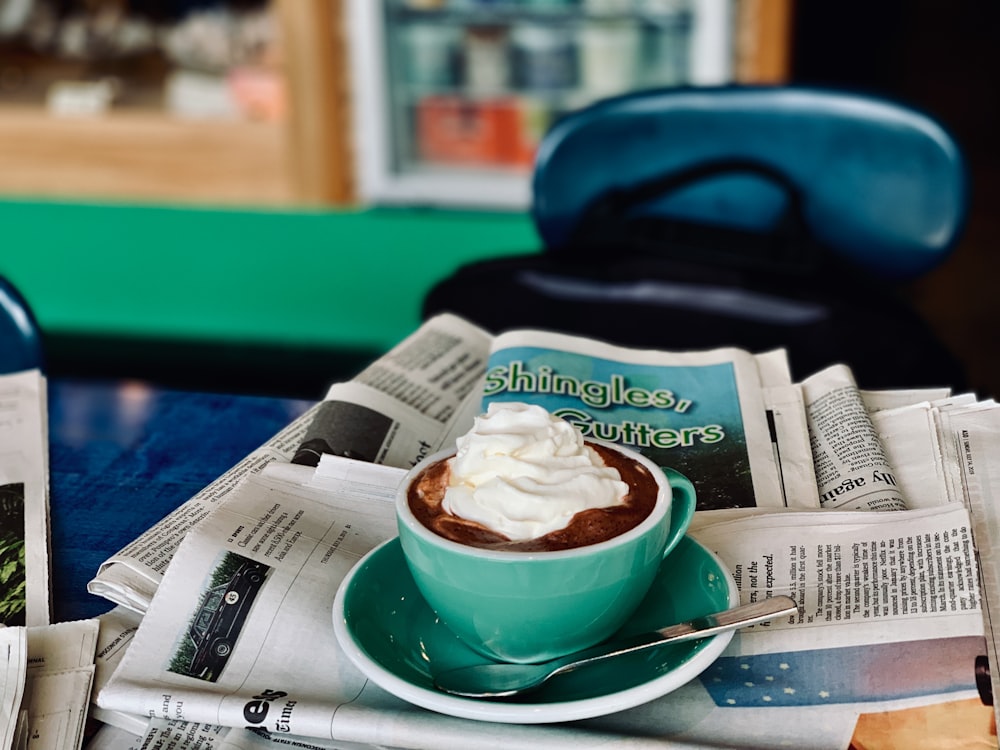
[168,552,270,683]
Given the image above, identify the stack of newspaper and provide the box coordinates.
[0,370,102,750]
[66,315,1000,749]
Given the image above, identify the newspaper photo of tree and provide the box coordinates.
[0,481,26,626]
[167,551,270,683]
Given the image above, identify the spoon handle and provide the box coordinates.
[553,595,799,678]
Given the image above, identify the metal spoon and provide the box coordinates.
[434,595,798,699]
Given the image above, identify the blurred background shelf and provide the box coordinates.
[0,0,352,207]
[0,105,293,205]
[0,0,790,209]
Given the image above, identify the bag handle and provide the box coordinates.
[560,158,826,275]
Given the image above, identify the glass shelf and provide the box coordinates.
[349,0,731,209]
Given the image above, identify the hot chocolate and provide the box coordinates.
[408,441,659,552]
[396,402,686,663]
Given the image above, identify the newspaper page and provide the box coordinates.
[764,384,820,508]
[88,314,492,616]
[480,329,801,510]
[84,719,396,750]
[868,395,978,510]
[943,401,1000,732]
[95,462,400,735]
[861,387,955,413]
[0,369,50,627]
[94,456,995,749]
[588,503,989,750]
[91,607,147,736]
[801,365,907,511]
[0,627,26,750]
[21,620,100,750]
[292,314,493,470]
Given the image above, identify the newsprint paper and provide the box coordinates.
[0,368,50,627]
[0,370,102,750]
[82,314,1000,749]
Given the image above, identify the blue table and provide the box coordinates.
[47,378,314,622]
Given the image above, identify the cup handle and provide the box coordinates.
[661,467,696,558]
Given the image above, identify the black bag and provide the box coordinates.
[423,160,966,390]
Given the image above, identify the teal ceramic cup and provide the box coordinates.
[395,441,696,664]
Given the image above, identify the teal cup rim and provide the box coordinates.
[396,439,673,561]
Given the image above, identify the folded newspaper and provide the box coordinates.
[85,315,1000,749]
[0,370,104,750]
[0,369,50,628]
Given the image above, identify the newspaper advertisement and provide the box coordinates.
[480,329,799,510]
[0,369,50,627]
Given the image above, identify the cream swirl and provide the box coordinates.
[443,402,628,541]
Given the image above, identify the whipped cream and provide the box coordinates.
[443,402,629,541]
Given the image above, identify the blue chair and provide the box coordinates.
[533,86,967,282]
[424,86,969,389]
[0,276,44,374]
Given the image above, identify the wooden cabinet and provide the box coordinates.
[0,0,353,207]
[0,106,295,205]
